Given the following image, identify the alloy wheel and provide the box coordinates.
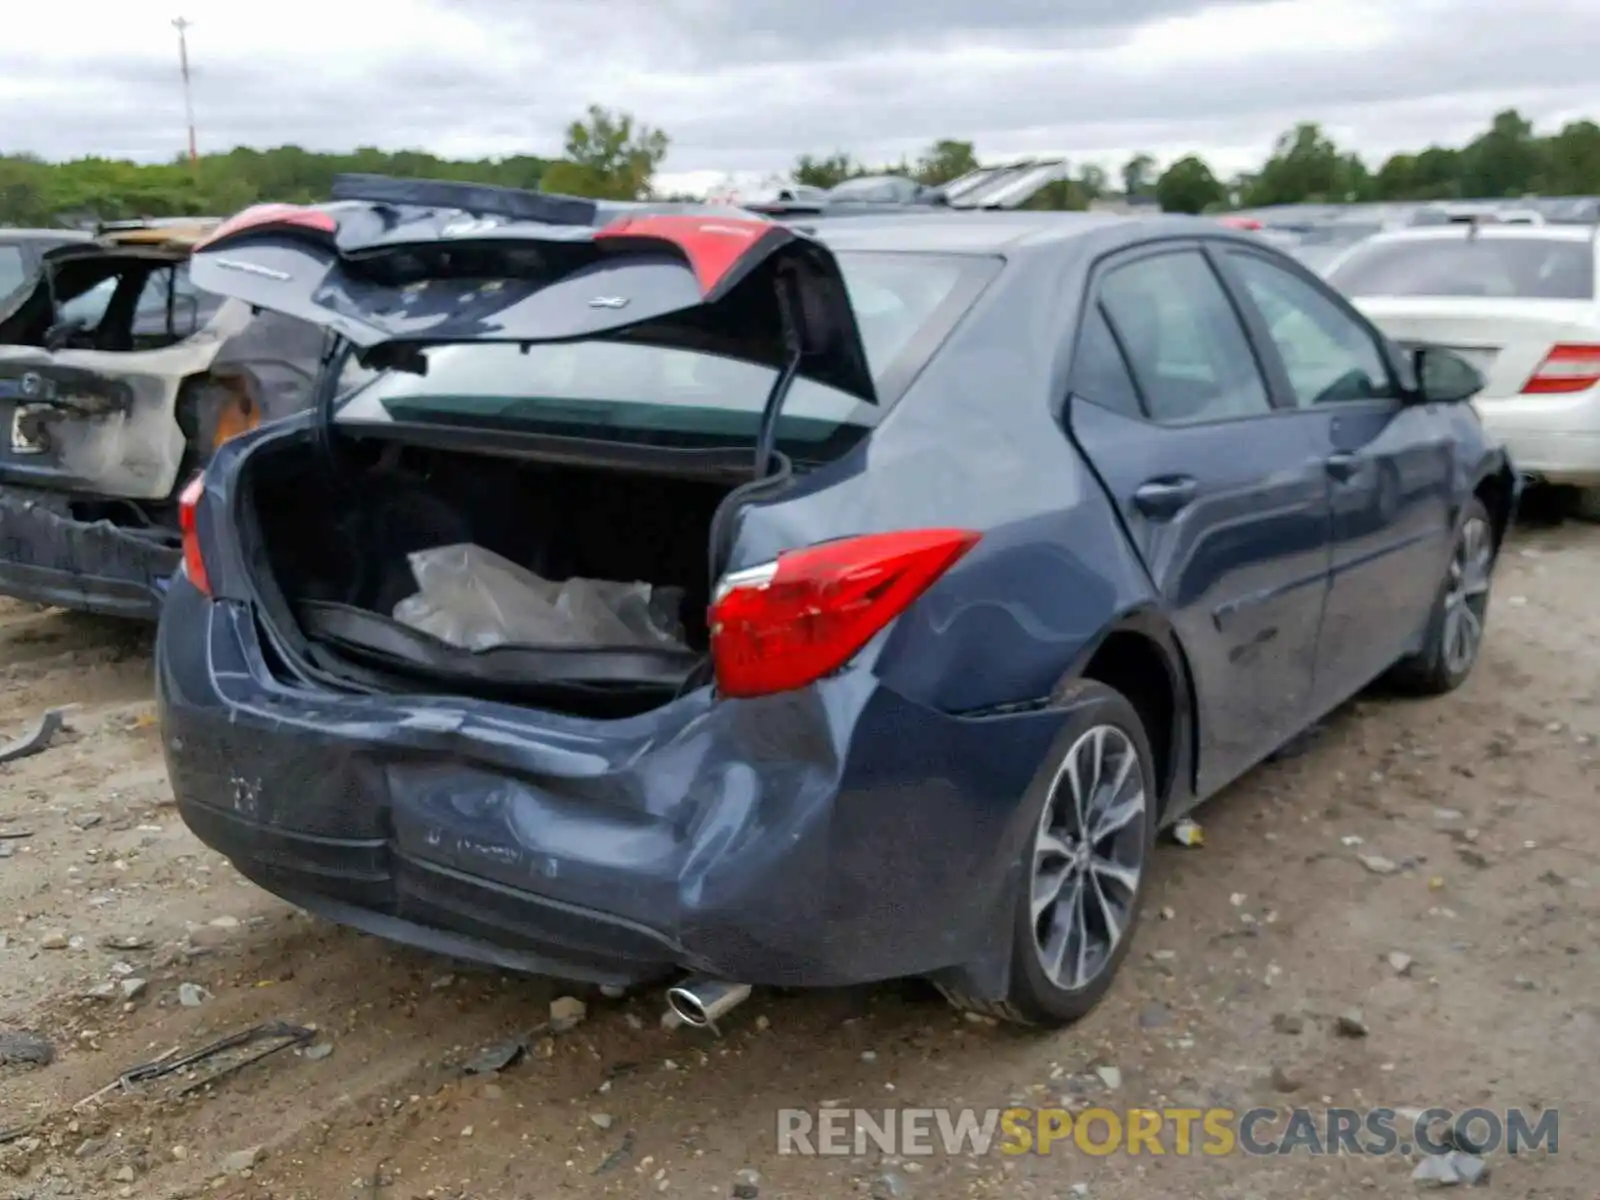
[1030,725,1149,991]
[1441,516,1492,676]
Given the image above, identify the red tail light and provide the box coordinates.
[1522,344,1600,395]
[709,529,981,698]
[196,203,338,250]
[177,474,211,597]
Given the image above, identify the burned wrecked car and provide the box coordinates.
[159,178,1511,1029]
[0,218,325,617]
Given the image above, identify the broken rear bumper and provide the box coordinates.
[0,487,178,619]
[156,582,1071,990]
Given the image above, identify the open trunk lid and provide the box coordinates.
[187,178,903,707]
[188,177,879,409]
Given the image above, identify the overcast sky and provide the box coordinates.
[1,0,1596,194]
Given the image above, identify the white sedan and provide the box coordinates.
[1326,223,1600,515]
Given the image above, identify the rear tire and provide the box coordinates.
[943,680,1157,1027]
[1388,497,1495,696]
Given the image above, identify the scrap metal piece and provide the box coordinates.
[118,1020,314,1096]
[0,706,74,765]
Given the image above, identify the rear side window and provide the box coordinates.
[1328,237,1596,300]
[1072,306,1143,418]
[1098,250,1272,425]
[1226,252,1396,407]
[335,251,996,459]
[57,277,116,329]
[0,244,26,303]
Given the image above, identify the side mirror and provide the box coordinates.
[1410,345,1484,404]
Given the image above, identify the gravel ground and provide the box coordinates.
[0,519,1594,1200]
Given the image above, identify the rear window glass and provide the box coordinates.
[0,244,27,304]
[1328,237,1595,300]
[828,177,916,203]
[335,251,993,459]
[1297,223,1383,247]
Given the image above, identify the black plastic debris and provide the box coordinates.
[462,1037,527,1075]
[0,706,74,765]
[116,1020,313,1098]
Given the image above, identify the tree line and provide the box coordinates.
[2,105,1596,227]
[800,111,1600,214]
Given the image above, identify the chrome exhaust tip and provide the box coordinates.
[665,979,752,1029]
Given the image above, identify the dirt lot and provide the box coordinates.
[0,520,1595,1200]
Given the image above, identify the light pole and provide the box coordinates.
[172,16,198,165]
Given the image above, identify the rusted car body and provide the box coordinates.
[0,219,325,617]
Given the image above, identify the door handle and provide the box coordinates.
[1132,476,1197,519]
[1325,452,1360,482]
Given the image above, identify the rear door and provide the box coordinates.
[1216,245,1455,706]
[1066,243,1333,795]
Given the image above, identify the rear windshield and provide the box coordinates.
[335,251,994,459]
[1296,223,1383,247]
[1328,236,1596,300]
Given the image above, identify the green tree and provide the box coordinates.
[1155,155,1225,213]
[1075,164,1109,202]
[1545,120,1600,195]
[1459,109,1546,198]
[552,104,669,199]
[793,152,864,189]
[10,105,1600,229]
[1246,122,1365,205]
[1372,153,1417,201]
[1120,153,1157,197]
[914,139,980,186]
[1410,146,1464,198]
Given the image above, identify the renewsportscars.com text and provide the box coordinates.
[776,1105,1558,1158]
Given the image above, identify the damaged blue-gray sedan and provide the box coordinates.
[157,176,1516,1028]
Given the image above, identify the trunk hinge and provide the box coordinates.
[312,331,355,478]
[705,267,805,590]
[751,265,806,481]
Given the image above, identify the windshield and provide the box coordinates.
[1297,223,1383,247]
[1328,236,1595,300]
[827,177,917,203]
[335,251,995,459]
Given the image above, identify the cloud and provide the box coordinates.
[0,0,1594,187]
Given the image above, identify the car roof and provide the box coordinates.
[0,228,93,242]
[803,211,1216,254]
[1357,224,1597,246]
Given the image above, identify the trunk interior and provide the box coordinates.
[244,437,737,716]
